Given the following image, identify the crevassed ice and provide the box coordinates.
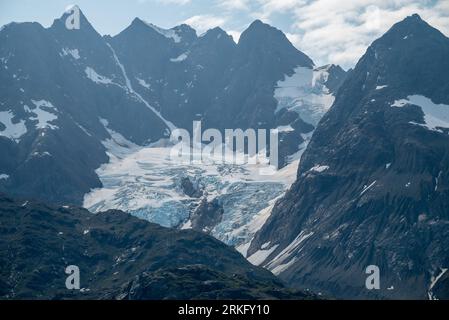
[84,123,300,246]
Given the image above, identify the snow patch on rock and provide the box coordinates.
[85,67,113,85]
[247,245,279,266]
[61,48,80,60]
[0,110,27,141]
[309,165,329,173]
[144,22,181,43]
[265,231,314,272]
[136,78,151,89]
[170,52,188,62]
[391,95,449,132]
[29,100,59,130]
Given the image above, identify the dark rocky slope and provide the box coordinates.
[249,14,449,299]
[0,194,314,300]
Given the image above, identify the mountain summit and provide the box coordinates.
[238,19,314,69]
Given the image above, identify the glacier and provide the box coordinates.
[83,122,302,247]
[83,64,339,249]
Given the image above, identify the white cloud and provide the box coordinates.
[139,0,191,4]
[241,0,449,68]
[259,0,302,14]
[151,0,449,68]
[183,14,228,34]
[285,32,301,47]
[227,30,242,42]
[218,0,250,10]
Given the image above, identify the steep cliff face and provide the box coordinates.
[249,14,449,299]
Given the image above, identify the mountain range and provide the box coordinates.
[0,8,343,205]
[1,7,448,300]
[247,14,449,299]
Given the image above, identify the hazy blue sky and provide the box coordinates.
[1,0,448,69]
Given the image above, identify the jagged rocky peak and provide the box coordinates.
[316,64,345,74]
[240,19,280,40]
[118,20,199,49]
[172,23,197,43]
[0,21,43,34]
[385,13,446,40]
[50,5,100,36]
[238,19,314,68]
[193,27,236,54]
[366,13,448,59]
[200,26,233,42]
[116,17,184,44]
[0,21,48,52]
[120,17,166,37]
[351,12,449,102]
[129,17,149,28]
[314,64,347,94]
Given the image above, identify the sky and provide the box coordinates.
[1,0,448,69]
